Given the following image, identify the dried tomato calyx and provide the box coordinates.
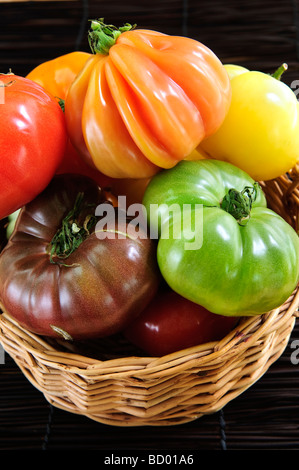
[88,18,136,55]
[49,192,97,264]
[50,325,73,341]
[0,72,16,88]
[220,183,259,226]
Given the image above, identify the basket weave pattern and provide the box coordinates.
[0,168,299,427]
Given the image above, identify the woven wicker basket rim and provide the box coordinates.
[0,286,298,377]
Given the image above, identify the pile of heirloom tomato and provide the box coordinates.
[0,19,299,357]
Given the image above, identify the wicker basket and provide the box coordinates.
[0,166,299,427]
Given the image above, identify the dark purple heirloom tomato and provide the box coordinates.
[0,174,159,340]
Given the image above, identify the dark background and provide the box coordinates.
[0,0,299,451]
[1,0,299,82]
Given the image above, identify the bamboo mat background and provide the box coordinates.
[0,0,299,451]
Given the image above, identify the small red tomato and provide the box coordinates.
[124,290,238,356]
[0,74,67,219]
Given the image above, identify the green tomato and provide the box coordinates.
[6,209,20,239]
[143,159,299,316]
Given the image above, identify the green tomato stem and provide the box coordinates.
[49,192,97,264]
[272,63,288,80]
[220,183,259,226]
[57,97,65,112]
[88,18,136,55]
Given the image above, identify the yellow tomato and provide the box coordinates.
[223,64,249,79]
[199,64,299,181]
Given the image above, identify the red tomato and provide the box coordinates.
[0,74,67,219]
[124,290,238,356]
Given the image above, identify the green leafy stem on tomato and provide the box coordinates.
[220,182,259,226]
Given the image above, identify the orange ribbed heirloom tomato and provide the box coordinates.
[26,51,115,188]
[65,20,231,178]
[26,51,91,102]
